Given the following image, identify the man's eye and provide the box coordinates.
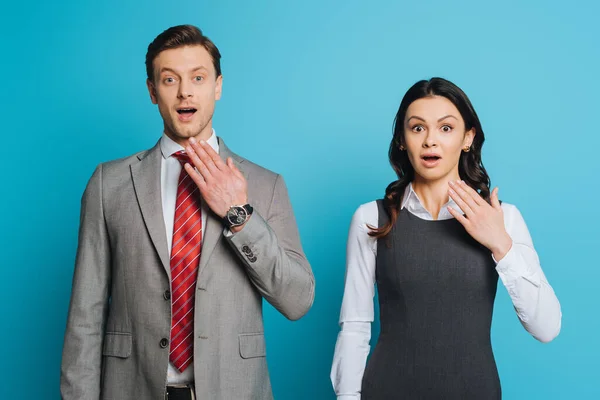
[194,76,203,82]
[164,77,175,84]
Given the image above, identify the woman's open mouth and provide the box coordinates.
[420,154,441,168]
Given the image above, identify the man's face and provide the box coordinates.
[147,45,222,145]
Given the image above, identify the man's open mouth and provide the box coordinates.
[177,108,197,115]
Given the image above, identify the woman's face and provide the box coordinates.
[403,95,474,183]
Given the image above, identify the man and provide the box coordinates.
[61,25,315,400]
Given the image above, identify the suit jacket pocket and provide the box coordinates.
[102,332,132,358]
[239,332,266,359]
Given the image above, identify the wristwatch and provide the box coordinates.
[223,204,254,228]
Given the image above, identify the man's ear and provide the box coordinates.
[214,74,223,101]
[147,79,158,104]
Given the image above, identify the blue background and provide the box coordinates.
[1,0,598,398]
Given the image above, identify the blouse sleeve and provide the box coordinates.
[331,202,378,399]
[495,203,562,343]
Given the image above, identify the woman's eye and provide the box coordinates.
[412,125,424,133]
[441,125,453,132]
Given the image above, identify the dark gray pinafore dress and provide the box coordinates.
[361,201,502,399]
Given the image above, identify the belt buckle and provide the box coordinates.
[166,384,195,400]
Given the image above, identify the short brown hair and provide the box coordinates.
[145,25,222,82]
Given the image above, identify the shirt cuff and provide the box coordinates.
[225,211,266,242]
[337,396,360,400]
[494,242,541,287]
[222,213,259,238]
[494,240,517,268]
[491,241,513,264]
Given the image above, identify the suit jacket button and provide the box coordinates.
[163,290,171,300]
[241,245,251,254]
[160,338,169,348]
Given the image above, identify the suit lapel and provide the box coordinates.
[131,141,171,279]
[198,137,248,274]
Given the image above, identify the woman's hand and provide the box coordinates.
[447,180,512,261]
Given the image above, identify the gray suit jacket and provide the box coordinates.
[60,138,315,400]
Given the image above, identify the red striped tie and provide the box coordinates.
[169,151,202,372]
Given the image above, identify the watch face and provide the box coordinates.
[227,206,248,226]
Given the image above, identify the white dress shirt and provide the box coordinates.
[330,184,562,399]
[160,130,219,384]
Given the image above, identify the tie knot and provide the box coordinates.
[172,151,191,165]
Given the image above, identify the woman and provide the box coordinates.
[330,78,562,399]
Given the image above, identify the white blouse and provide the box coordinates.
[330,184,562,399]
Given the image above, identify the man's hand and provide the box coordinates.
[183,137,248,219]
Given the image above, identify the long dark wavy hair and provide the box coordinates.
[369,77,491,238]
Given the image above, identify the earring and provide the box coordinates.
[399,145,406,151]
[463,145,471,152]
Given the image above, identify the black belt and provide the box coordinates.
[166,384,195,400]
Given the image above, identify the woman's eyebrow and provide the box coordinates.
[406,116,426,123]
[438,115,459,122]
